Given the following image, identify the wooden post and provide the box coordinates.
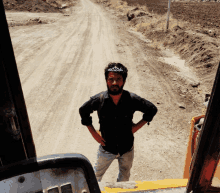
[165,0,171,32]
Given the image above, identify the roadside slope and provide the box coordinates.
[97,0,220,95]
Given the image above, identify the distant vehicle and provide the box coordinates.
[0,0,219,192]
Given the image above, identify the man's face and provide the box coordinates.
[107,72,125,95]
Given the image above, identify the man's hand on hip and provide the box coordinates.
[93,132,106,146]
[87,125,106,146]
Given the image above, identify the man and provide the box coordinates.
[79,62,157,182]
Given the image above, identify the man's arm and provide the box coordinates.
[79,96,105,146]
[131,93,158,133]
[132,119,148,134]
[87,125,106,146]
[79,95,101,126]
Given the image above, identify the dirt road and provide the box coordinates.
[6,0,205,183]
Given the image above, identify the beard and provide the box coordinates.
[107,84,124,95]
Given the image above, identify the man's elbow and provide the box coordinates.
[79,106,84,116]
[146,106,158,122]
[153,106,158,116]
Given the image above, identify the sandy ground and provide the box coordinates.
[4,0,208,184]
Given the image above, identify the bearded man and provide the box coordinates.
[79,62,157,182]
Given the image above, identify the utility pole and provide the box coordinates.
[165,0,171,32]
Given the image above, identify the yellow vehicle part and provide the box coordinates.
[183,115,205,179]
[183,115,220,185]
[101,179,188,193]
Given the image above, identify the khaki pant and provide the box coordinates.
[94,144,134,182]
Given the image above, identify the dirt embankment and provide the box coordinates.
[3,0,77,27]
[3,0,75,13]
[95,0,220,96]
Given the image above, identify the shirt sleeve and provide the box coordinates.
[79,96,100,126]
[132,93,158,122]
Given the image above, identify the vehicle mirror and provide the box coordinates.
[0,153,101,193]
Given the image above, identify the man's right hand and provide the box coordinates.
[94,132,106,146]
[87,125,106,146]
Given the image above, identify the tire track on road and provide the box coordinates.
[34,4,97,156]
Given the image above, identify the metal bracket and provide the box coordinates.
[3,107,21,140]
